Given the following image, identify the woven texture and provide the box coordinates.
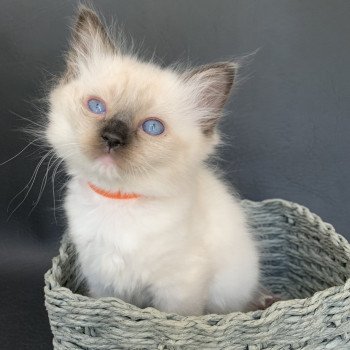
[44,199,350,349]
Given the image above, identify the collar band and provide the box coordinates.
[88,182,141,200]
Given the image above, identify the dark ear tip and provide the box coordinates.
[217,62,237,79]
[75,5,100,27]
[77,4,97,16]
[184,61,237,82]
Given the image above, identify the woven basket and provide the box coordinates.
[44,199,350,349]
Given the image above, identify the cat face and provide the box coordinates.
[46,7,236,194]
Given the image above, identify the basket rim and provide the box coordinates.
[44,198,350,323]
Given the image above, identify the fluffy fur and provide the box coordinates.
[46,6,259,315]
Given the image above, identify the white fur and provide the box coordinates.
[65,169,259,315]
[46,8,259,315]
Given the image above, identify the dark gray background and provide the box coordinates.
[1,1,349,349]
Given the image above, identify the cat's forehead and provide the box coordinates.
[79,56,177,100]
[78,55,184,119]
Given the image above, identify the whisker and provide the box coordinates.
[51,158,64,223]
[51,152,76,221]
[7,150,54,220]
[0,139,39,166]
[28,153,57,216]
[9,110,44,129]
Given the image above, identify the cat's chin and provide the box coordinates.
[84,155,121,182]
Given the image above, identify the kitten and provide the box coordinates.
[46,6,259,316]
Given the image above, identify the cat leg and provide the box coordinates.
[206,264,259,314]
[152,281,207,316]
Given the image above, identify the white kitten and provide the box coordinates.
[46,7,259,316]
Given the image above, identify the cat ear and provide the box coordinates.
[184,62,236,135]
[63,6,115,80]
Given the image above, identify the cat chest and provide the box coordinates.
[67,199,164,259]
[65,193,189,285]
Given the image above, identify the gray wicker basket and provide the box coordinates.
[44,199,350,349]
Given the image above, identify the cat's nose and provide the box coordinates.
[101,131,124,149]
[100,120,129,151]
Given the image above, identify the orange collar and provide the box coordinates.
[88,182,141,200]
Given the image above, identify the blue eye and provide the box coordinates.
[142,119,165,136]
[87,98,106,114]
